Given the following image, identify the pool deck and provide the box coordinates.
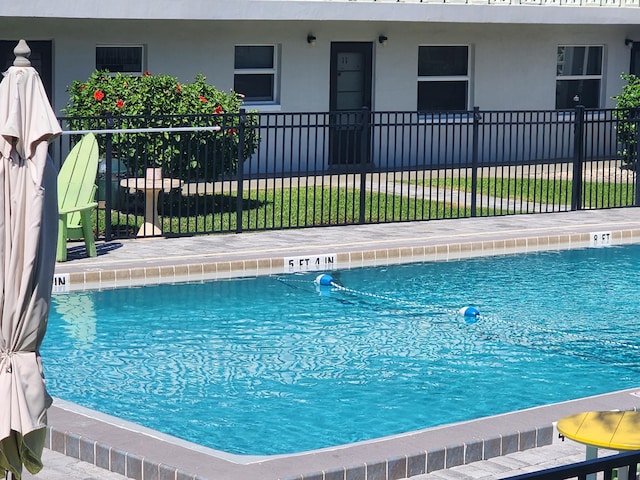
[35,208,640,480]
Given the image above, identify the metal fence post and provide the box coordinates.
[359,107,371,224]
[471,106,481,217]
[104,130,113,242]
[634,107,640,207]
[235,109,247,234]
[571,105,585,211]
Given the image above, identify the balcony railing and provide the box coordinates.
[266,0,640,6]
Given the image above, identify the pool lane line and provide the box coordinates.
[278,274,450,312]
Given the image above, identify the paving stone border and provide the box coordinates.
[44,424,553,480]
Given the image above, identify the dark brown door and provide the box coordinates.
[0,40,53,101]
[329,42,373,168]
[631,41,640,77]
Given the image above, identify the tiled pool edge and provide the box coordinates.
[44,424,205,480]
[40,388,640,480]
[278,426,555,480]
[63,227,640,291]
[42,423,554,480]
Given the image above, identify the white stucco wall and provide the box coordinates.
[5,0,640,24]
[1,17,639,115]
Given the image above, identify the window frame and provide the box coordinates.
[417,44,471,113]
[555,44,604,109]
[95,44,146,75]
[233,44,280,106]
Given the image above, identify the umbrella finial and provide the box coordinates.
[13,39,31,67]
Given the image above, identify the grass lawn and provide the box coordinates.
[419,177,636,209]
[97,186,476,236]
[96,176,635,238]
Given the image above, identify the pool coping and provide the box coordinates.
[45,389,640,480]
[56,217,640,292]
[47,209,640,479]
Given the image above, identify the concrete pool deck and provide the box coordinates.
[38,208,640,480]
[54,207,640,292]
[23,437,596,480]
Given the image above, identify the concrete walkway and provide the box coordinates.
[406,438,602,480]
[22,449,128,480]
[54,208,640,292]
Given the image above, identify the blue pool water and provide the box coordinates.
[42,244,640,456]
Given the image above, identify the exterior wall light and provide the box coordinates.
[307,34,317,46]
[378,35,388,45]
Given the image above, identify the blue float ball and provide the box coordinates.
[459,306,480,318]
[314,274,334,286]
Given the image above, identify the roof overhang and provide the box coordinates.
[3,0,640,25]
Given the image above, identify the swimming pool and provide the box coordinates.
[42,244,640,456]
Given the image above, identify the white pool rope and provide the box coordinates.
[327,281,459,314]
[277,274,468,316]
[277,274,640,356]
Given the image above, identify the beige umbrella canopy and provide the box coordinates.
[0,40,61,480]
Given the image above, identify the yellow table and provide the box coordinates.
[557,411,640,480]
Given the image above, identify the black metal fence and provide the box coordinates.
[505,449,640,480]
[55,106,639,241]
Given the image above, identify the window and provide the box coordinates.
[556,46,603,109]
[417,46,469,112]
[96,45,145,74]
[234,45,278,103]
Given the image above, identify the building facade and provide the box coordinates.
[2,0,640,117]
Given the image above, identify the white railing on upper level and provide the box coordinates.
[270,0,640,6]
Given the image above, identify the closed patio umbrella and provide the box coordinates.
[0,40,61,480]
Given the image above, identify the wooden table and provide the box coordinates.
[121,176,182,237]
[557,410,640,480]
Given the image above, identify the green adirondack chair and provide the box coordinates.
[56,133,100,262]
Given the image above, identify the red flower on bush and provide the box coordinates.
[199,95,207,103]
[142,71,152,77]
[116,99,124,109]
[176,84,183,93]
[93,90,105,101]
[214,105,223,114]
[227,128,237,136]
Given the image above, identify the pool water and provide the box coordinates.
[42,244,640,456]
